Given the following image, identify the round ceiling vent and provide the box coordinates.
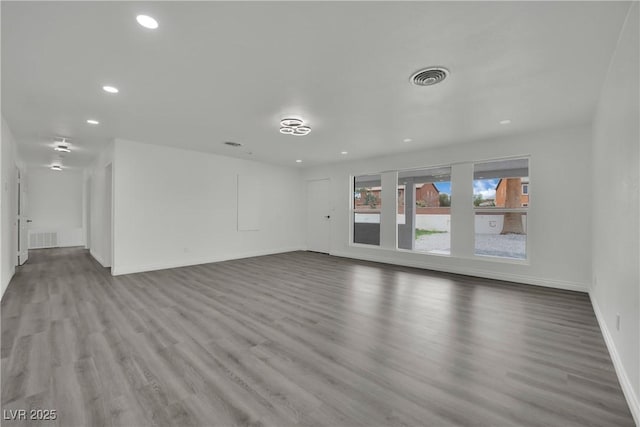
[410,67,449,86]
[223,141,243,147]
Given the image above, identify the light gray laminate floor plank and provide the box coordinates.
[1,248,635,426]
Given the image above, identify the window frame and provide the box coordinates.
[351,174,383,247]
[472,158,530,262]
[396,166,452,256]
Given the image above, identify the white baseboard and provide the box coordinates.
[591,296,640,426]
[330,250,588,292]
[89,250,109,268]
[0,272,13,302]
[111,246,306,276]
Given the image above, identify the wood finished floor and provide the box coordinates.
[1,248,634,427]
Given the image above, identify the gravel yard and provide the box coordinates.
[414,232,526,259]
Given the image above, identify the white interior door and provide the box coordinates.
[17,168,28,265]
[103,164,112,268]
[306,179,331,253]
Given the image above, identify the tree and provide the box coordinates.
[500,178,524,234]
[439,193,451,207]
[473,194,484,207]
[364,191,377,209]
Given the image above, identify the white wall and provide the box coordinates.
[303,124,592,292]
[111,139,305,275]
[86,142,114,268]
[591,3,639,423]
[27,167,84,247]
[1,117,22,298]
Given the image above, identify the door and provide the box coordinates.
[85,177,91,249]
[17,168,28,265]
[104,164,112,268]
[306,179,331,253]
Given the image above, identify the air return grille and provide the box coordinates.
[224,141,243,147]
[410,67,449,86]
[29,231,57,249]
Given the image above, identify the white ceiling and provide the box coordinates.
[1,1,631,169]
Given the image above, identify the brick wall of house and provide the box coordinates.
[495,179,529,207]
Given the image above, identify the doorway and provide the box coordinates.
[17,168,28,265]
[85,177,91,249]
[306,179,331,253]
[104,164,112,268]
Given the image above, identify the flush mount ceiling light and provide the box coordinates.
[136,15,159,29]
[341,151,348,155]
[51,165,63,171]
[293,126,311,136]
[280,118,311,136]
[403,138,413,143]
[54,137,71,153]
[102,85,119,94]
[499,119,512,125]
[410,67,449,86]
[295,159,302,163]
[86,119,99,125]
[54,145,70,153]
[280,118,303,127]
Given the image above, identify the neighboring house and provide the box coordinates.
[354,186,381,210]
[415,183,440,207]
[495,177,529,207]
[397,183,451,215]
[359,183,451,213]
[396,183,441,208]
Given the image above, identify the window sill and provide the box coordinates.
[346,244,530,265]
[471,254,529,265]
[396,248,451,258]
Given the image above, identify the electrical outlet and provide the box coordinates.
[616,314,620,331]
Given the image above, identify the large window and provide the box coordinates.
[397,167,451,254]
[473,159,529,259]
[353,175,381,245]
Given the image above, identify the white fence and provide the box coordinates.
[475,214,527,234]
[396,214,527,234]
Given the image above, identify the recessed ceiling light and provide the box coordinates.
[403,138,412,143]
[499,119,511,125]
[136,15,159,29]
[51,165,62,171]
[341,151,348,155]
[295,159,302,163]
[86,119,99,125]
[102,85,119,94]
